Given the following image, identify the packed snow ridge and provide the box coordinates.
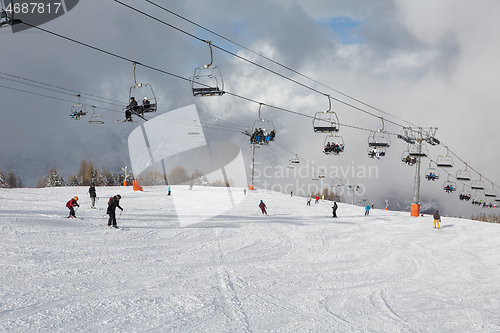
[1,185,500,332]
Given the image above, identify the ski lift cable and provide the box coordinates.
[0,73,124,107]
[112,0,406,129]
[19,19,399,136]
[438,142,498,192]
[19,19,498,188]
[142,0,418,128]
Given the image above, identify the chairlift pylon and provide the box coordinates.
[190,41,224,97]
[313,94,340,133]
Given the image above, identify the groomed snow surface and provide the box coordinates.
[1,186,500,333]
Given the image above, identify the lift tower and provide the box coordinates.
[398,127,439,216]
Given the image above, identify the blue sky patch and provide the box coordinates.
[319,16,363,45]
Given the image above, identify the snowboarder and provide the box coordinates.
[365,204,371,216]
[259,200,267,215]
[433,210,441,229]
[107,195,123,228]
[291,191,293,197]
[89,183,97,209]
[167,186,171,196]
[332,202,338,218]
[66,196,80,218]
[315,195,320,204]
[307,196,311,206]
[321,195,325,202]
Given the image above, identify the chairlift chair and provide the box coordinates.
[471,178,485,190]
[443,179,457,193]
[313,94,340,133]
[424,168,440,181]
[456,166,471,181]
[484,186,497,198]
[0,1,22,28]
[368,118,391,148]
[88,106,104,124]
[319,168,326,179]
[128,63,158,115]
[459,188,471,201]
[190,41,224,97]
[290,154,300,164]
[495,196,500,203]
[287,161,295,169]
[367,146,386,159]
[401,150,416,166]
[312,170,320,181]
[188,120,202,137]
[323,134,345,156]
[249,104,275,145]
[436,149,454,168]
[70,94,87,120]
[407,143,428,158]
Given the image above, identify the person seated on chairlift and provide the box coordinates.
[324,142,331,153]
[445,185,454,193]
[142,97,150,113]
[126,97,138,121]
[269,129,276,141]
[70,110,86,120]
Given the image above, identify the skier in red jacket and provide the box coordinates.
[259,200,267,215]
[66,196,80,218]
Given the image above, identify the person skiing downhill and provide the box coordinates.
[107,195,123,228]
[66,196,80,218]
[365,204,371,216]
[89,183,97,209]
[259,200,267,215]
[433,210,441,229]
[332,202,338,218]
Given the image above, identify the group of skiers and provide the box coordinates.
[250,128,276,144]
[67,185,444,229]
[66,184,123,228]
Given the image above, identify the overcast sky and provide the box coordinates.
[1,0,499,217]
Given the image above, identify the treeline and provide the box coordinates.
[470,213,500,224]
[138,166,233,187]
[37,159,132,187]
[0,170,23,188]
[313,187,344,202]
[36,160,231,188]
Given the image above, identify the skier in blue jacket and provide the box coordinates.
[365,204,371,216]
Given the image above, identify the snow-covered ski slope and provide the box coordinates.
[1,186,500,333]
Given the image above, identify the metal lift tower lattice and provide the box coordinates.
[398,127,439,216]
